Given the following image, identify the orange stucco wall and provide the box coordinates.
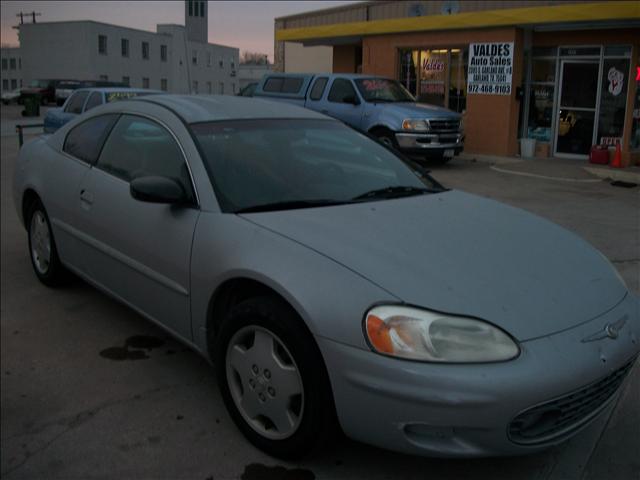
[333,45,358,73]
[363,27,523,156]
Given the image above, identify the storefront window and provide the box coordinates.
[528,85,554,141]
[531,59,555,82]
[527,56,556,142]
[631,75,639,150]
[597,58,630,145]
[419,49,447,105]
[398,47,467,113]
[399,50,418,95]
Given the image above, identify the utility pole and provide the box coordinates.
[15,11,41,25]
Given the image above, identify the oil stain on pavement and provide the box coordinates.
[99,335,165,361]
[240,463,315,480]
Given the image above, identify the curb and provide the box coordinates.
[490,165,602,183]
[583,167,640,185]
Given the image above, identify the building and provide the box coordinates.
[12,0,238,95]
[0,46,22,93]
[275,1,640,164]
[238,63,273,90]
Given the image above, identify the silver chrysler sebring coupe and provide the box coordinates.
[13,95,639,458]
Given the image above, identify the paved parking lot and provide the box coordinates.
[1,104,638,479]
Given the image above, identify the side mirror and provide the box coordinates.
[343,94,360,106]
[130,176,186,204]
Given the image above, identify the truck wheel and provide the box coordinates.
[372,128,398,150]
[428,154,452,165]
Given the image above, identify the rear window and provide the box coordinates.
[263,77,303,94]
[63,114,119,164]
[65,91,89,114]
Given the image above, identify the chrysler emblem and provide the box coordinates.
[581,317,626,343]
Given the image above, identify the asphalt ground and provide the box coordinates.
[1,104,639,479]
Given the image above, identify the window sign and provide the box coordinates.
[467,42,513,95]
[597,59,630,145]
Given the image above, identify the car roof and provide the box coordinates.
[135,94,331,123]
[74,87,163,94]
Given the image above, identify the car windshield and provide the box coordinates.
[354,78,415,103]
[29,80,49,88]
[190,119,442,213]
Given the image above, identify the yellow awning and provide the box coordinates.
[276,1,639,42]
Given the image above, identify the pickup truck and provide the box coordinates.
[253,73,464,163]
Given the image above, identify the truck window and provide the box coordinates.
[309,77,328,100]
[263,77,303,94]
[328,79,357,103]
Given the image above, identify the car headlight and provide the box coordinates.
[364,305,519,363]
[402,119,429,132]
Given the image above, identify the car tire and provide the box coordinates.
[26,199,67,287]
[427,154,452,165]
[215,296,336,459]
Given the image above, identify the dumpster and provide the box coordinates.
[21,95,40,117]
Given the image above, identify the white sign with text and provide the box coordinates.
[467,42,514,95]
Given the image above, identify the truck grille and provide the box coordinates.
[429,119,460,133]
[508,358,635,445]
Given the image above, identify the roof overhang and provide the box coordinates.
[276,1,639,43]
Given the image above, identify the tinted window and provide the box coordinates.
[84,92,103,111]
[63,114,119,164]
[309,77,328,100]
[97,115,193,199]
[191,119,437,213]
[263,77,303,94]
[65,91,89,114]
[263,77,283,92]
[328,79,357,103]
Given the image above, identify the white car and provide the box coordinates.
[1,88,21,105]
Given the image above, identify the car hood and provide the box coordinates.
[383,102,461,119]
[241,191,626,341]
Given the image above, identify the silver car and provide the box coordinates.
[13,95,639,459]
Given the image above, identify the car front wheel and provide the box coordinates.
[27,199,67,286]
[215,296,336,459]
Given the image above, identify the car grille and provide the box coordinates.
[429,119,460,133]
[508,358,635,445]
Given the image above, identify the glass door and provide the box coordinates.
[554,61,600,156]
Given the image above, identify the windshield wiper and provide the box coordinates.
[351,186,437,201]
[235,199,350,214]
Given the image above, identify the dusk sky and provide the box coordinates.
[0,1,360,61]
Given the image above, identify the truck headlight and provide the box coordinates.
[402,119,429,132]
[364,305,519,363]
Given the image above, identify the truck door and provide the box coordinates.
[305,77,329,114]
[319,78,364,130]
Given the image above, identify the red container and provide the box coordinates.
[589,145,609,165]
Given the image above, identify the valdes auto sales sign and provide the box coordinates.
[467,42,514,95]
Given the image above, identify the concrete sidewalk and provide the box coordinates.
[459,153,640,185]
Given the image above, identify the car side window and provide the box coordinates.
[328,79,357,103]
[64,91,89,114]
[84,92,103,112]
[63,114,120,164]
[309,77,328,101]
[97,115,194,200]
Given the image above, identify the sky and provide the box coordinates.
[0,1,360,61]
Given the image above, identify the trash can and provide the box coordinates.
[520,138,536,158]
[21,95,40,117]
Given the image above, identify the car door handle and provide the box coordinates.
[80,189,94,206]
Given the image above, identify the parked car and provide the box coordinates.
[55,81,83,106]
[43,87,162,133]
[1,88,22,105]
[20,79,70,105]
[14,95,639,459]
[254,73,464,163]
[237,82,258,97]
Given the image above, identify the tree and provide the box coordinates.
[240,51,269,65]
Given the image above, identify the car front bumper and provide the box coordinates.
[317,293,639,457]
[395,132,464,156]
